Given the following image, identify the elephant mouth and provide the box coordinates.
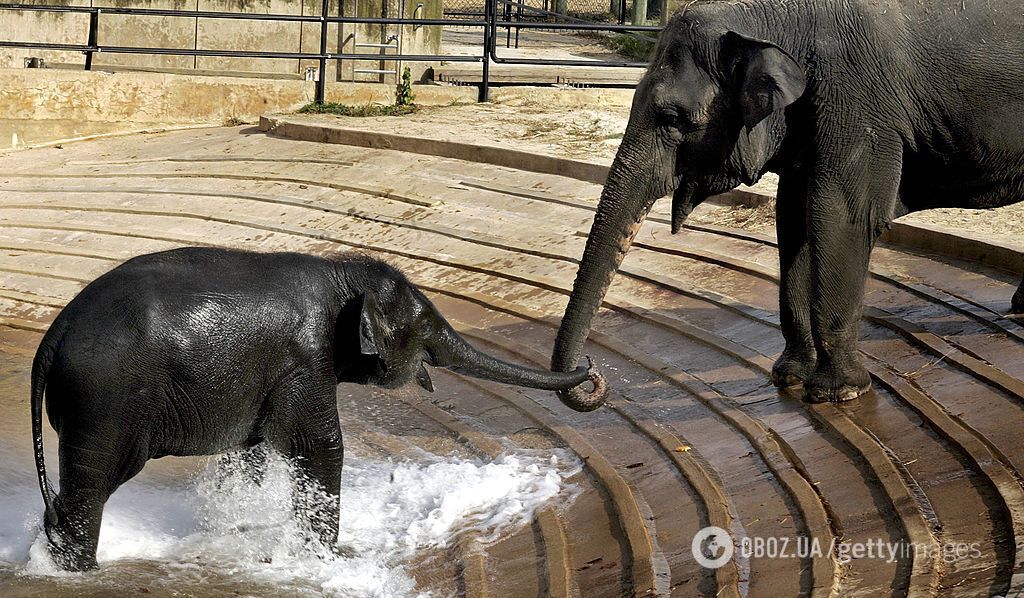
[358,356,392,387]
[365,355,435,392]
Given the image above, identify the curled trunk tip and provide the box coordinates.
[558,356,607,412]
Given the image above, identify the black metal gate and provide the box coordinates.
[0,0,662,102]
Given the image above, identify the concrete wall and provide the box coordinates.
[0,68,474,129]
[336,0,441,83]
[0,0,441,81]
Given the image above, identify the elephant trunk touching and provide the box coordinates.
[551,129,668,407]
[429,322,607,409]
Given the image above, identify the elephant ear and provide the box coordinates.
[359,291,382,356]
[723,31,806,130]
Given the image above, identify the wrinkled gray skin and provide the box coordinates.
[552,0,1024,404]
[32,248,606,571]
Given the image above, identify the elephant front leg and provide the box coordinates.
[804,204,885,403]
[267,378,345,553]
[803,133,902,403]
[772,176,817,388]
[291,442,343,552]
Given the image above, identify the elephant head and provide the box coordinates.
[353,266,607,410]
[550,12,806,401]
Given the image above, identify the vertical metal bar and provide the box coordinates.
[504,0,511,48]
[479,0,491,101]
[514,0,520,48]
[84,9,99,71]
[316,0,330,104]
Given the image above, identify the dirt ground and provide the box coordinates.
[311,98,1024,245]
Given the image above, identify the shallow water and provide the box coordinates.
[0,358,581,596]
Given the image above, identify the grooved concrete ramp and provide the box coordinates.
[2,126,1024,597]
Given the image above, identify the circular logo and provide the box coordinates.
[691,526,734,569]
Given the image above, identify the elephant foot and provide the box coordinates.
[771,347,816,389]
[804,356,871,404]
[46,533,98,571]
[44,500,101,571]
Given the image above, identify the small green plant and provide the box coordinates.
[298,66,418,117]
[396,66,415,106]
[606,33,656,62]
[297,102,418,117]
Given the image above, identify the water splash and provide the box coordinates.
[2,449,581,596]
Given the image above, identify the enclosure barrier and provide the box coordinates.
[0,1,662,102]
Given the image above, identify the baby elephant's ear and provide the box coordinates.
[359,291,380,356]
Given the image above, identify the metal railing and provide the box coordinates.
[0,0,660,102]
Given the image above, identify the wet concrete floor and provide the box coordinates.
[2,126,1024,597]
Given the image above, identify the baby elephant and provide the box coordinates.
[31,247,606,571]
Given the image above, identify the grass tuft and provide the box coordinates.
[297,103,419,117]
[605,33,656,62]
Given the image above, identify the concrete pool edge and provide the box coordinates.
[259,114,1024,277]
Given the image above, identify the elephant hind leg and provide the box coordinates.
[47,438,147,571]
[46,484,108,571]
[1011,277,1024,314]
[215,443,269,489]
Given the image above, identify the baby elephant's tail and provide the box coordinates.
[31,345,58,534]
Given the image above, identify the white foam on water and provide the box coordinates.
[1,449,581,596]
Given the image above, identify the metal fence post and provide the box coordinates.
[514,0,521,48]
[315,0,330,104]
[631,0,645,26]
[479,0,491,101]
[503,0,511,48]
[84,8,99,70]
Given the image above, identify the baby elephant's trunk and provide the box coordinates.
[428,324,607,412]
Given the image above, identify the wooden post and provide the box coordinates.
[631,0,646,26]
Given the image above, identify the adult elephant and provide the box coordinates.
[552,0,1024,403]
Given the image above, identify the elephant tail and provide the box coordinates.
[31,341,58,531]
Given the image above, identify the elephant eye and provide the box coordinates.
[655,108,679,128]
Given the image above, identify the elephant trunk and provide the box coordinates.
[429,322,607,410]
[551,129,668,407]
